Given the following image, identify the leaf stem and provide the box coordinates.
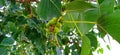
[69,13,84,37]
[63,21,96,24]
[96,23,108,34]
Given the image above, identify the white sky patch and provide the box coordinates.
[0,6,5,12]
[5,34,11,37]
[13,41,17,45]
[93,28,99,33]
[74,49,77,52]
[93,35,120,55]
[31,2,37,7]
[68,43,74,47]
[0,19,2,22]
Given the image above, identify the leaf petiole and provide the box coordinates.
[63,21,96,24]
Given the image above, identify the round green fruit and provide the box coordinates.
[54,27,60,33]
[46,17,57,27]
[56,22,62,28]
[48,17,57,25]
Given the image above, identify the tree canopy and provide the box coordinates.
[0,0,120,55]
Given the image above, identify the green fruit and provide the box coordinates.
[46,17,57,27]
[49,17,57,25]
[54,27,60,33]
[46,22,50,27]
[56,22,62,28]
[46,28,49,32]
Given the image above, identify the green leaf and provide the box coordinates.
[99,0,115,14]
[97,0,104,4]
[66,1,94,12]
[83,9,99,22]
[106,45,111,50]
[97,48,104,54]
[98,26,106,38]
[89,50,93,55]
[81,36,91,55]
[116,0,120,9]
[0,0,5,6]
[78,9,99,34]
[99,48,104,54]
[27,19,37,27]
[64,45,70,55]
[16,16,26,25]
[5,22,16,32]
[1,37,15,46]
[64,9,98,34]
[97,10,120,43]
[0,45,9,55]
[86,32,98,50]
[118,0,120,5]
[61,36,69,45]
[70,43,81,55]
[62,12,76,33]
[37,0,61,19]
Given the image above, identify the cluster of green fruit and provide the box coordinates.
[46,17,62,33]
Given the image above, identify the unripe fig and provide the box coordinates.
[54,27,60,33]
[46,17,57,27]
[46,22,50,28]
[49,17,57,25]
[56,22,62,28]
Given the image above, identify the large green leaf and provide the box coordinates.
[97,10,120,43]
[81,36,91,55]
[83,9,99,22]
[37,0,61,19]
[1,37,15,46]
[78,9,99,34]
[0,45,9,55]
[86,32,98,50]
[99,0,115,14]
[63,9,99,34]
[65,1,94,12]
[62,12,77,33]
